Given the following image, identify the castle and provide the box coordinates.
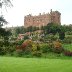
[24,9,61,28]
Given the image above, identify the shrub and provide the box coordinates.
[63,36,72,44]
[53,41,64,54]
[39,38,44,42]
[64,50,72,56]
[66,31,72,35]
[59,32,65,40]
[16,45,21,50]
[31,43,37,51]
[48,42,54,52]
[44,34,58,42]
[17,40,24,45]
[16,39,33,56]
[14,49,23,57]
[31,42,42,57]
[6,46,15,56]
[41,44,50,53]
[0,47,6,55]
[36,43,41,51]
[21,42,28,51]
[24,35,29,40]
[16,39,32,50]
[32,51,42,57]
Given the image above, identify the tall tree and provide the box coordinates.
[45,23,60,35]
[0,0,13,44]
[0,0,13,26]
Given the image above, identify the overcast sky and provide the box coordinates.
[3,0,72,27]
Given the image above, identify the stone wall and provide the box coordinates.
[24,9,61,28]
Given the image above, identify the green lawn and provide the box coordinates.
[0,57,72,72]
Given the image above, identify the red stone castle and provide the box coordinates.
[24,9,61,28]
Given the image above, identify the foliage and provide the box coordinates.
[24,35,29,40]
[66,31,72,35]
[15,49,23,57]
[33,40,64,56]
[52,41,64,54]
[32,51,42,57]
[58,26,65,40]
[41,43,50,53]
[26,26,39,32]
[46,23,56,34]
[63,36,72,44]
[44,34,58,42]
[0,16,8,27]
[64,50,72,56]
[16,40,24,45]
[0,0,13,56]
[0,47,6,55]
[0,0,13,8]
[59,32,65,40]
[39,38,45,42]
[32,43,42,57]
[15,26,25,36]
[0,41,15,55]
[32,34,39,41]
[62,24,72,32]
[41,23,66,40]
[63,44,72,51]
[16,40,33,55]
[0,30,15,56]
[15,39,42,57]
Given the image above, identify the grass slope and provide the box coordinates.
[0,57,72,72]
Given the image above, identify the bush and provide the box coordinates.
[32,51,42,57]
[59,32,65,40]
[63,36,72,44]
[44,34,58,42]
[5,46,15,56]
[39,38,44,42]
[14,49,23,57]
[24,35,29,40]
[16,39,34,56]
[66,31,72,35]
[16,40,24,45]
[41,44,50,53]
[52,41,64,54]
[64,50,72,56]
[15,40,42,57]
[0,47,6,55]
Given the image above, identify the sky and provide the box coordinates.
[3,0,72,27]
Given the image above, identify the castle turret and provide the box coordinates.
[50,10,61,24]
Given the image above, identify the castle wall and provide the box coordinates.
[24,10,61,28]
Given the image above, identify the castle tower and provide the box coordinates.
[50,9,61,24]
